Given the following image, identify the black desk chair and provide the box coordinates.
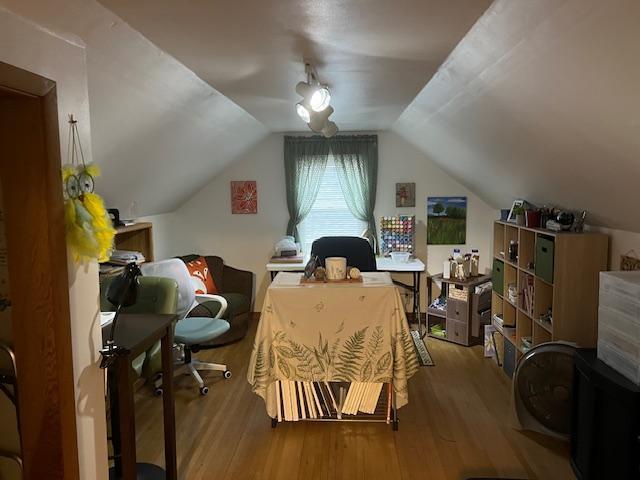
[310,236,377,272]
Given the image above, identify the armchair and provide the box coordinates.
[178,255,254,346]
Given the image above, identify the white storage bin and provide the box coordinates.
[598,320,640,360]
[599,271,640,303]
[599,290,640,320]
[597,339,640,385]
[598,306,640,338]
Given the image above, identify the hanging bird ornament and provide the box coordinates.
[62,114,115,263]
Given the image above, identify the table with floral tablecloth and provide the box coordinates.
[247,272,420,418]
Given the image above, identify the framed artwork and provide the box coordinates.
[621,251,640,271]
[427,196,467,245]
[231,181,257,214]
[507,199,526,223]
[395,183,415,207]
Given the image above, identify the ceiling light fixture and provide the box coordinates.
[295,102,311,123]
[295,61,338,137]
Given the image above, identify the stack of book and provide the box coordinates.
[522,276,534,315]
[273,381,386,422]
[269,254,304,264]
[109,249,146,265]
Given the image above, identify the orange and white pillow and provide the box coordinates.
[185,257,218,294]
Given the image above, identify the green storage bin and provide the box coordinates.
[535,236,555,283]
[493,259,504,296]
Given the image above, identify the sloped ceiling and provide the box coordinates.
[394,0,640,232]
[97,0,491,132]
[1,0,268,216]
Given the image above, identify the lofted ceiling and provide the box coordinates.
[4,0,639,235]
[97,0,492,132]
[394,0,640,233]
[1,0,268,216]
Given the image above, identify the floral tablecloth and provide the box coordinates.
[247,272,419,418]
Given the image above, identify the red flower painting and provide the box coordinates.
[231,181,257,214]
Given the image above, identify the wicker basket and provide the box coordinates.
[448,285,469,302]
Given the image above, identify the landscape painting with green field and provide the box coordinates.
[427,196,467,245]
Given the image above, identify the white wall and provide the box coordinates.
[0,6,108,479]
[153,131,497,311]
[588,226,640,271]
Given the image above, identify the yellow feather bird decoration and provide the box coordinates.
[62,162,115,263]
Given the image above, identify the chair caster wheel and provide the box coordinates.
[154,388,163,397]
[200,386,209,396]
[223,370,232,379]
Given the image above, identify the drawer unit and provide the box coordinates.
[493,259,504,296]
[535,236,555,284]
[446,318,468,345]
[429,273,492,347]
[447,298,469,323]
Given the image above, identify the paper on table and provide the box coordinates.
[100,312,116,327]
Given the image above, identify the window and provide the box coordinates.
[298,157,367,253]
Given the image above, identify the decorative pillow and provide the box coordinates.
[185,257,218,295]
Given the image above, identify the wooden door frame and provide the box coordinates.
[0,62,80,479]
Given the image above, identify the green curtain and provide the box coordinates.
[329,135,379,253]
[284,136,331,240]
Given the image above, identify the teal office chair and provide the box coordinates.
[142,259,231,395]
[100,276,178,381]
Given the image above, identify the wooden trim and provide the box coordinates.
[115,221,153,235]
[0,75,80,478]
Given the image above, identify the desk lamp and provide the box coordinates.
[100,262,142,369]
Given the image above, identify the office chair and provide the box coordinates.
[142,259,231,395]
[311,236,377,272]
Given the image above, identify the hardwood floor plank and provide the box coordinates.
[133,314,573,480]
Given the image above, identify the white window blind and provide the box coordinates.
[298,158,367,254]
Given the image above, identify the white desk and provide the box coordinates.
[266,256,427,336]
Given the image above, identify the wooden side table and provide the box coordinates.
[102,313,177,480]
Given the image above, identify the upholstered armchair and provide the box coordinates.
[178,255,254,346]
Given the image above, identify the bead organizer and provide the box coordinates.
[380,215,415,256]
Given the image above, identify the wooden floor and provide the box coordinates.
[134,315,573,480]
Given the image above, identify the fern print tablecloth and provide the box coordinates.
[247,272,420,418]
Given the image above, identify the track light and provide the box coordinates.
[307,106,333,132]
[295,82,331,112]
[296,102,311,123]
[321,121,338,138]
[294,61,338,137]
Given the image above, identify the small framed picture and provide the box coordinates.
[507,200,525,223]
[230,181,257,214]
[396,183,415,207]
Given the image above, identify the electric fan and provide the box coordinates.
[513,342,577,441]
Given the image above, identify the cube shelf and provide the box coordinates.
[490,221,608,370]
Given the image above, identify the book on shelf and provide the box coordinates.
[273,381,385,421]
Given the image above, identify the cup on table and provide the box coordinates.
[325,257,347,281]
